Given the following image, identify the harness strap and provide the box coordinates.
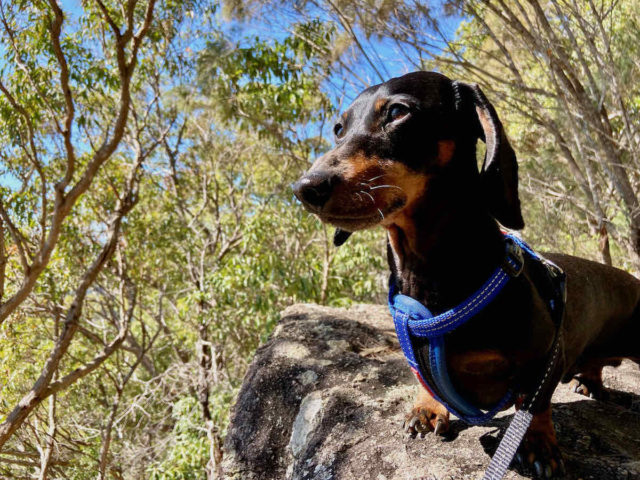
[393,305,515,422]
[482,239,566,480]
[391,240,522,339]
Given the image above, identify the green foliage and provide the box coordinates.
[57,19,384,477]
[443,0,640,271]
[197,19,335,139]
[147,397,209,480]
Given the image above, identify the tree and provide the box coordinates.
[0,0,207,474]
[139,27,386,478]
[431,0,640,270]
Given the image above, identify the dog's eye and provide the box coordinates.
[388,104,409,122]
[334,123,344,138]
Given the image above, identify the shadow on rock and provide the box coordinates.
[479,392,640,480]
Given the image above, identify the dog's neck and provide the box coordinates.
[386,175,505,313]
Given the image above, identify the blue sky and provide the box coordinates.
[224,1,461,102]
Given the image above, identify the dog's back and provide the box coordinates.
[546,253,640,366]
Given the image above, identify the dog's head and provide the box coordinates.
[293,71,524,244]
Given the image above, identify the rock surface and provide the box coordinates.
[222,303,640,480]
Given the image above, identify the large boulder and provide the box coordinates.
[222,303,640,480]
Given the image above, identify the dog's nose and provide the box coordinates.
[292,171,337,208]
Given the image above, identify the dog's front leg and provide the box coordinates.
[516,403,566,478]
[404,386,450,436]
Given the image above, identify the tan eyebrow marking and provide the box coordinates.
[342,152,381,180]
[374,98,387,112]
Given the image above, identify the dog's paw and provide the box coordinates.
[570,374,608,400]
[403,405,449,438]
[514,429,566,478]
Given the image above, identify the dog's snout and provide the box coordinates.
[293,171,338,208]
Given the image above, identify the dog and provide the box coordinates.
[292,71,640,478]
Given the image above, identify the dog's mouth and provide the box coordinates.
[293,164,422,232]
[316,196,406,231]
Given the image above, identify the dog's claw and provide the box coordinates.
[570,375,607,401]
[403,405,449,438]
[516,420,565,478]
[433,418,444,436]
[415,420,429,434]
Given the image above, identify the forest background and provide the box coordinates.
[0,0,639,478]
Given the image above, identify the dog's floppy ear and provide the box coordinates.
[453,81,524,230]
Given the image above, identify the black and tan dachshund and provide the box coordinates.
[293,71,640,478]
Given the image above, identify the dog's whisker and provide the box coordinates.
[378,208,385,220]
[355,192,363,201]
[366,174,386,183]
[369,184,404,192]
[360,190,375,203]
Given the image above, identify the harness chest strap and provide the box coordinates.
[389,234,526,423]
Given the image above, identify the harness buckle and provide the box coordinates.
[502,238,524,277]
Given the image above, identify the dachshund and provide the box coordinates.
[292,71,640,478]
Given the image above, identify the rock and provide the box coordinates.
[290,391,324,458]
[222,303,640,480]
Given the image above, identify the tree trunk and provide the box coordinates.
[197,302,223,479]
[598,224,612,267]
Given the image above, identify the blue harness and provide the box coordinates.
[389,233,565,425]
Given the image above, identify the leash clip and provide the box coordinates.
[502,238,524,277]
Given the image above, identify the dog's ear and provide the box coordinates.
[453,81,524,230]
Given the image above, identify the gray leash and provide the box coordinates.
[482,327,563,480]
[482,409,534,480]
[481,252,566,480]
